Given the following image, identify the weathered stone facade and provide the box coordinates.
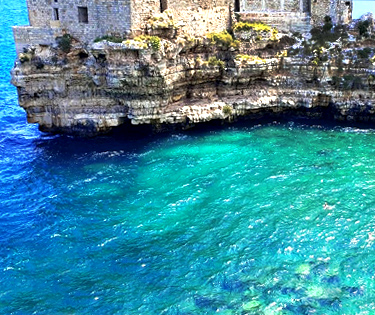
[13,0,353,53]
[243,0,309,12]
[310,0,352,25]
[164,0,233,37]
[240,0,352,33]
[130,0,233,37]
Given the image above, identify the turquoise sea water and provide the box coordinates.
[3,2,375,314]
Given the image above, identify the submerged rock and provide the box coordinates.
[243,300,262,311]
[296,264,311,275]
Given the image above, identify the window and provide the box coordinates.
[160,0,167,12]
[234,0,240,12]
[53,8,59,21]
[78,6,88,23]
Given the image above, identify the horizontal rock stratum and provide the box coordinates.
[11,29,375,136]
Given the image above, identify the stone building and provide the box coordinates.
[13,0,352,53]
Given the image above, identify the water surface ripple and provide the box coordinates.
[2,2,375,314]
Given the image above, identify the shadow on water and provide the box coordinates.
[32,115,375,160]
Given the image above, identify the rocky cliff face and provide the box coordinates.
[11,29,375,136]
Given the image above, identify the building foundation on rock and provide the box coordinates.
[13,0,352,53]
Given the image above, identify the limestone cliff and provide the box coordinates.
[11,24,375,136]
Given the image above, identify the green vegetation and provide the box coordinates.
[310,16,347,45]
[357,19,371,38]
[56,34,72,53]
[232,22,277,43]
[149,36,161,51]
[222,105,232,115]
[19,53,30,63]
[287,16,350,65]
[233,22,271,33]
[357,47,372,59]
[235,54,266,64]
[207,31,239,50]
[134,35,161,51]
[343,75,363,90]
[149,9,176,29]
[94,35,124,43]
[331,75,364,90]
[207,56,225,69]
[270,28,278,41]
[292,31,303,40]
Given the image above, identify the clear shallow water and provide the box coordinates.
[3,2,375,315]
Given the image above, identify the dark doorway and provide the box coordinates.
[78,6,88,24]
[160,0,168,12]
[235,0,240,12]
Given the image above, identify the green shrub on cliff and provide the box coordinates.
[149,9,176,29]
[357,19,371,38]
[207,31,239,49]
[235,54,266,65]
[357,47,372,59]
[134,35,161,51]
[343,75,363,90]
[149,36,161,51]
[233,22,271,33]
[222,105,232,115]
[56,34,72,53]
[19,53,30,63]
[310,19,347,45]
[207,56,225,69]
[94,35,124,43]
[270,28,278,41]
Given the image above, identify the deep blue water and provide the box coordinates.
[3,2,375,314]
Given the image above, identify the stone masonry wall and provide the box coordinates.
[239,11,311,33]
[130,0,160,33]
[16,0,352,47]
[242,0,310,12]
[311,0,332,25]
[131,0,233,36]
[12,26,59,54]
[167,0,233,36]
[25,0,132,42]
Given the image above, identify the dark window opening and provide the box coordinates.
[235,0,240,12]
[78,6,88,24]
[160,0,167,12]
[53,8,59,21]
[345,1,350,6]
[305,0,311,14]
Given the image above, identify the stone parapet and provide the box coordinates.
[13,26,61,54]
[25,0,132,44]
